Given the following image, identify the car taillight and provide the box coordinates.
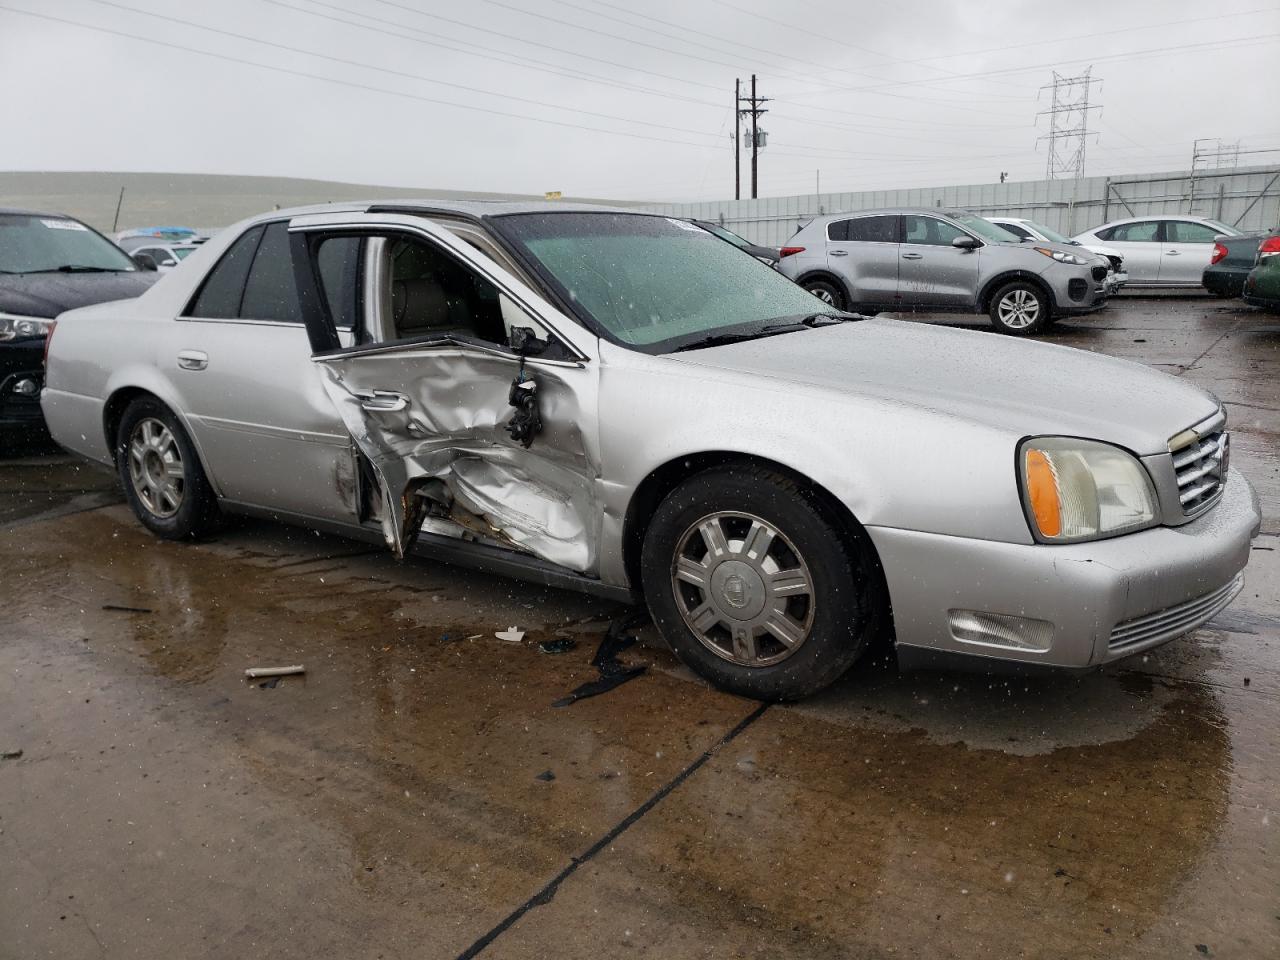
[779,246,805,258]
[1210,242,1228,265]
[1259,236,1280,260]
[42,320,56,366]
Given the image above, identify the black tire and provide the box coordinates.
[115,396,221,539]
[988,280,1051,335]
[640,464,882,701]
[803,278,846,311]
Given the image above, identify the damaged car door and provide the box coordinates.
[289,214,603,576]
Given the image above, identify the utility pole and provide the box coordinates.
[733,78,741,201]
[735,75,769,199]
[1037,68,1101,180]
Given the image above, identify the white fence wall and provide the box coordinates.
[642,166,1280,248]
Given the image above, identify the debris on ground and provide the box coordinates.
[101,604,153,613]
[538,637,577,655]
[244,665,306,679]
[552,608,649,708]
[496,627,525,643]
[1,749,23,761]
[534,770,555,782]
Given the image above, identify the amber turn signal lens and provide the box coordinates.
[1025,449,1061,538]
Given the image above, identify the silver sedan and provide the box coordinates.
[41,201,1261,700]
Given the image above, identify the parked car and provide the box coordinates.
[1203,230,1278,297]
[1242,236,1280,311]
[689,219,780,263]
[1073,215,1243,286]
[116,227,203,253]
[1,207,158,433]
[777,208,1108,335]
[42,201,1259,700]
[130,242,201,271]
[986,216,1127,293]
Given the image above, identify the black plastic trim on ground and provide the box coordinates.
[454,702,771,960]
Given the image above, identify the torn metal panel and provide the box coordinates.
[315,342,601,574]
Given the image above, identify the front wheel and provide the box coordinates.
[641,465,881,701]
[988,281,1051,335]
[803,279,845,310]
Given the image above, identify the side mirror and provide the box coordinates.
[952,235,981,250]
[134,253,158,271]
[159,259,177,268]
[509,325,549,356]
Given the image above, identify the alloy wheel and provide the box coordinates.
[670,511,815,667]
[997,288,1041,328]
[127,417,185,518]
[810,286,836,305]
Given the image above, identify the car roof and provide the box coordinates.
[246,198,640,223]
[1087,214,1224,229]
[804,207,977,225]
[0,206,75,218]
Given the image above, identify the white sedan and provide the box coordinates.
[1073,216,1242,287]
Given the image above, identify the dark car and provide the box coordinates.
[1,208,158,432]
[1203,230,1278,297]
[690,219,780,264]
[1242,237,1280,312]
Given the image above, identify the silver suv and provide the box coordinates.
[778,208,1108,335]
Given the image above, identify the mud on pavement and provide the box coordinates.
[2,295,1278,960]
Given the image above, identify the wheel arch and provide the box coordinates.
[794,269,853,304]
[978,271,1057,314]
[102,386,221,497]
[621,450,893,637]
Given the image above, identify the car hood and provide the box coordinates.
[0,271,158,318]
[671,319,1218,456]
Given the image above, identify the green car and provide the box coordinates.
[1242,238,1280,312]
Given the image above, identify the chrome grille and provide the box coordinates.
[1169,414,1228,516]
[1108,573,1244,653]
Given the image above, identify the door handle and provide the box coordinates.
[1164,250,1180,255]
[901,252,924,260]
[829,249,849,257]
[176,350,208,371]
[357,390,409,413]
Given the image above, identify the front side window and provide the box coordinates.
[495,212,838,350]
[902,216,969,246]
[0,213,138,274]
[1109,221,1161,243]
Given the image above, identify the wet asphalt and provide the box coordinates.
[1,294,1276,959]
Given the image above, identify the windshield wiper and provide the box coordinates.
[29,265,121,273]
[671,322,810,353]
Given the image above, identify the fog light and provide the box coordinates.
[13,378,39,396]
[948,609,1054,652]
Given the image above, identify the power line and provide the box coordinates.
[0,4,722,151]
[262,0,723,109]
[76,0,723,139]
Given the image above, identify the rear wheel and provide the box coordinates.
[988,280,1050,335]
[116,397,221,539]
[641,465,880,701]
[803,279,845,311]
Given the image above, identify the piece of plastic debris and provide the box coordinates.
[496,627,525,643]
[538,637,577,655]
[244,665,306,679]
[534,770,556,782]
[102,604,153,613]
[553,608,649,708]
[1,749,22,760]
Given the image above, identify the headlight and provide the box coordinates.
[0,313,55,341]
[1019,438,1158,542]
[1033,246,1087,266]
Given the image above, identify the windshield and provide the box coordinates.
[496,212,833,349]
[0,214,138,273]
[1023,220,1073,244]
[950,213,1022,244]
[173,246,197,259]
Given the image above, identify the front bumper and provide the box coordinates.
[0,338,47,428]
[868,467,1260,669]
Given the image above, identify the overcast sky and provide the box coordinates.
[2,0,1277,201]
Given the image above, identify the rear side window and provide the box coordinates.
[826,219,850,242]
[240,222,302,323]
[846,215,898,242]
[188,225,263,318]
[1166,221,1219,244]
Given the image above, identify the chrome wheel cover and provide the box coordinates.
[997,288,1041,328]
[671,511,815,667]
[810,286,836,305]
[127,418,185,518]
